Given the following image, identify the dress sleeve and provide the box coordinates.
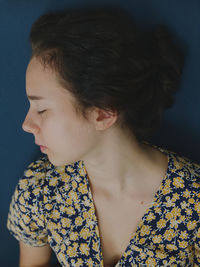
[193,223,200,265]
[7,156,49,247]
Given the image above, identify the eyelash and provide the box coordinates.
[38,110,46,114]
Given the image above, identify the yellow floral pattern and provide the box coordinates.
[7,143,200,266]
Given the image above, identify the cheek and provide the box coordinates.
[42,112,99,166]
[61,120,94,148]
[43,114,95,150]
[63,121,98,161]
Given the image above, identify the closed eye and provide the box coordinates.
[38,110,47,114]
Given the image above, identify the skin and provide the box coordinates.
[19,241,51,267]
[22,56,168,199]
[21,56,169,266]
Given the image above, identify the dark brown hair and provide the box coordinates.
[29,5,185,141]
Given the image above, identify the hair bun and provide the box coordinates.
[137,25,185,110]
[152,25,184,74]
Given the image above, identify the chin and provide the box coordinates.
[48,157,63,167]
[46,154,60,166]
[47,154,75,167]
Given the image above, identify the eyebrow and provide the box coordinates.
[27,95,45,101]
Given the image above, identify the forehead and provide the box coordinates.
[26,57,57,93]
[26,57,73,102]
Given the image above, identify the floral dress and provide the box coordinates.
[7,143,200,266]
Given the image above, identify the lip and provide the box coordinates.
[40,145,47,153]
[35,142,47,151]
[35,142,45,146]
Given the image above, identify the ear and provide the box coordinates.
[93,108,118,131]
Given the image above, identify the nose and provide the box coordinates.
[22,113,39,134]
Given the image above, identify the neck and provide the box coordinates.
[81,128,168,198]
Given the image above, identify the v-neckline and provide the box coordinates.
[81,143,172,267]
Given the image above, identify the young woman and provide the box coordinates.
[7,5,200,267]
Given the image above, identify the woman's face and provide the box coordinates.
[22,57,97,166]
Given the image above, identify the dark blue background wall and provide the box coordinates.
[1,0,200,265]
